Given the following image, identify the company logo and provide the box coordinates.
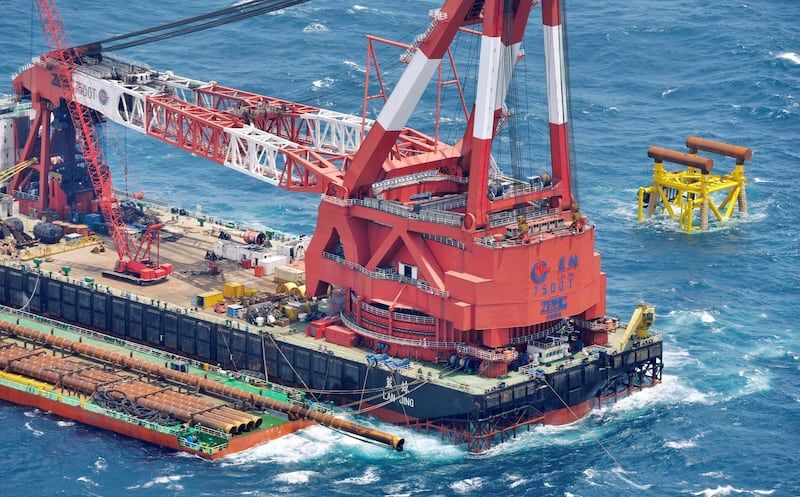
[531,260,549,283]
[98,88,109,105]
[74,81,97,100]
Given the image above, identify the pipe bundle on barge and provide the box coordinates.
[0,307,404,458]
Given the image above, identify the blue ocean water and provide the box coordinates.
[1,0,799,495]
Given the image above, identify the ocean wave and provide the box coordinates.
[127,474,188,490]
[505,473,529,489]
[221,420,441,465]
[611,466,653,490]
[349,417,464,460]
[220,426,331,465]
[343,60,366,73]
[664,431,706,449]
[312,76,335,88]
[334,466,380,485]
[76,476,98,487]
[24,421,44,437]
[303,22,329,33]
[692,484,776,496]
[736,367,772,395]
[608,373,711,412]
[477,375,707,458]
[275,470,318,484]
[664,308,718,327]
[398,437,467,460]
[664,345,700,368]
[449,477,484,494]
[664,438,697,449]
[775,52,800,65]
[0,0,797,493]
[578,464,657,492]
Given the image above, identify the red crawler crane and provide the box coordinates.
[29,0,172,284]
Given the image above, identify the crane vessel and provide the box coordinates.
[1,0,663,453]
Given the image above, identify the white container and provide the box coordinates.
[257,254,289,275]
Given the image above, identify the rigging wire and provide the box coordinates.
[519,37,536,179]
[543,377,634,480]
[357,363,372,411]
[91,0,292,45]
[216,325,238,371]
[89,0,313,53]
[507,45,525,181]
[263,328,321,405]
[297,25,423,119]
[561,0,580,206]
[20,270,41,312]
[98,110,142,200]
[444,29,478,146]
[392,369,420,452]
[499,10,524,182]
[346,377,427,414]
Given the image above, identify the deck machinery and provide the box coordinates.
[9,0,663,451]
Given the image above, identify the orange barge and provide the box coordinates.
[0,308,403,458]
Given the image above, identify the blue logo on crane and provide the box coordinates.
[531,260,549,283]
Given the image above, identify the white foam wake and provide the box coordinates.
[776,52,800,65]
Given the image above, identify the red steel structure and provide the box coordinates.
[14,0,171,282]
[13,0,607,372]
[306,0,605,376]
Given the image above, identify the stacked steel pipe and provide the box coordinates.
[0,334,263,434]
[0,321,404,450]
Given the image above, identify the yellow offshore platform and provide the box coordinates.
[637,136,752,232]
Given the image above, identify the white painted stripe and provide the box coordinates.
[543,24,567,125]
[495,41,523,110]
[474,36,502,140]
[377,54,441,132]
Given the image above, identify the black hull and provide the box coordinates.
[0,265,662,451]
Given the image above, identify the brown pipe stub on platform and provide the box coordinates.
[647,146,714,174]
[686,136,752,163]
